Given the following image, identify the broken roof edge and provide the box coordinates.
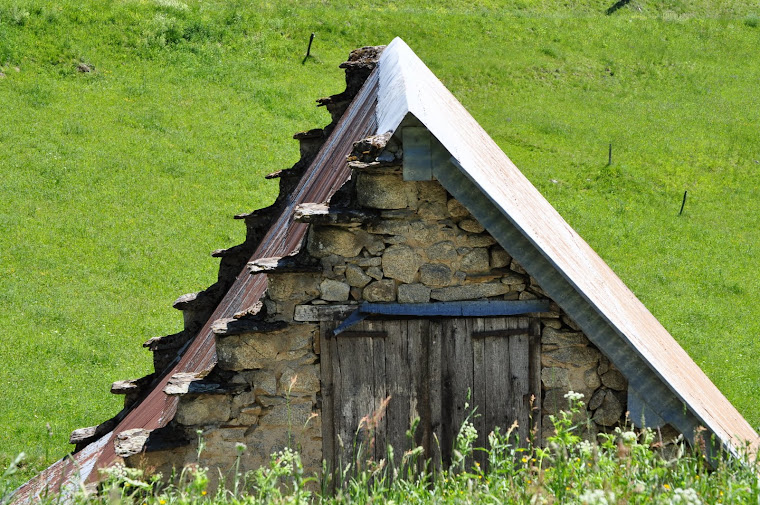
[371,38,759,458]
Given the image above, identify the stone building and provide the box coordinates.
[17,38,759,500]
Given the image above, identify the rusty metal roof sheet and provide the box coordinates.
[17,36,758,501]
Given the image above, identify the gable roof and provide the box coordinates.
[17,36,758,502]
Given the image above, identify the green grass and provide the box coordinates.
[2,0,760,487]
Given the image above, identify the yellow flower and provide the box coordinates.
[201,491,207,496]
[522,457,528,463]
[664,484,671,490]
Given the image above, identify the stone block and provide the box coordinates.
[417,201,449,220]
[600,370,627,391]
[592,390,624,427]
[217,335,279,371]
[366,266,383,280]
[320,279,350,301]
[426,241,458,262]
[237,407,261,425]
[266,273,320,302]
[232,391,257,412]
[460,248,490,273]
[541,367,569,389]
[307,227,365,258]
[420,263,453,287]
[430,283,509,301]
[459,219,485,233]
[398,283,431,303]
[259,401,314,427]
[510,259,527,275]
[356,173,408,209]
[279,365,321,395]
[356,256,382,267]
[243,370,277,396]
[519,291,538,300]
[175,394,231,426]
[366,220,411,236]
[382,245,422,283]
[447,198,470,219]
[542,346,601,368]
[542,327,591,347]
[363,280,396,302]
[345,264,371,288]
[457,233,496,248]
[584,368,602,389]
[417,181,448,204]
[490,248,512,269]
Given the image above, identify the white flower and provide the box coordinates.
[668,488,703,505]
[620,431,638,445]
[578,489,615,505]
[564,391,585,402]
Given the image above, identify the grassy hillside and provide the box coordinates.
[2,0,760,484]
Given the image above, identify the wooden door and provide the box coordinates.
[320,317,540,471]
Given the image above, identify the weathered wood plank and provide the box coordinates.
[293,203,379,225]
[319,323,336,472]
[428,319,443,469]
[383,320,410,460]
[294,304,357,322]
[471,318,487,468]
[336,326,376,467]
[482,317,509,461]
[370,321,388,462]
[529,319,542,444]
[510,318,531,445]
[450,318,475,466]
[406,318,427,472]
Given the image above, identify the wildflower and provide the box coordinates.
[578,489,615,505]
[620,431,637,445]
[522,457,528,463]
[564,391,584,402]
[664,484,671,490]
[669,487,703,505]
[201,491,207,496]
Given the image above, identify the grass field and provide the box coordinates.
[2,0,760,487]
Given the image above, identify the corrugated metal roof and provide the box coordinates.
[17,36,758,501]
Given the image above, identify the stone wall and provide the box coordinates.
[117,130,633,481]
